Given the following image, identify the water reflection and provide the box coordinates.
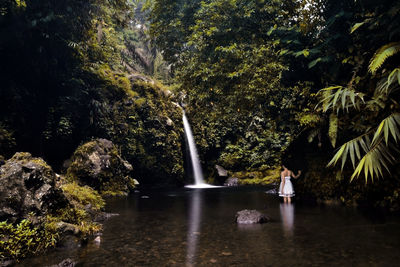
[186,189,203,265]
[280,203,295,237]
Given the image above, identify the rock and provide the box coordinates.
[0,152,67,223]
[265,188,278,194]
[94,235,101,245]
[57,235,82,250]
[55,222,80,235]
[128,73,153,83]
[236,209,269,224]
[94,212,119,222]
[67,138,136,195]
[224,177,239,186]
[49,258,77,267]
[0,259,15,267]
[215,165,228,177]
[165,117,174,126]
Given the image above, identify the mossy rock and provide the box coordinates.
[66,138,136,196]
[0,152,68,224]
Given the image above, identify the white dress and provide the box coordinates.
[279,176,295,197]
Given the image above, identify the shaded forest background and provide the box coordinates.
[1,0,400,208]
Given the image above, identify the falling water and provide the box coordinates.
[182,110,206,186]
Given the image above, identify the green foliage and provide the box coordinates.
[0,123,16,158]
[318,86,365,113]
[328,114,338,147]
[148,0,313,179]
[0,220,57,261]
[233,168,281,185]
[369,42,400,74]
[46,180,104,237]
[61,182,105,211]
[107,81,185,185]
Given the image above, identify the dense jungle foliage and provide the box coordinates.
[0,0,182,185]
[148,0,400,207]
[1,0,400,211]
[1,0,400,262]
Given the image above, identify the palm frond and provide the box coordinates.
[374,68,400,97]
[350,139,398,182]
[327,133,370,170]
[371,113,400,146]
[369,42,400,74]
[328,113,400,182]
[317,86,365,113]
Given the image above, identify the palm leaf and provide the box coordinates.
[327,134,370,169]
[317,86,365,113]
[350,22,365,34]
[350,19,372,34]
[375,68,400,95]
[369,42,400,74]
[350,139,397,182]
[371,113,400,146]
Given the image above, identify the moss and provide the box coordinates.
[134,97,146,107]
[66,139,136,195]
[0,219,58,261]
[39,179,105,238]
[61,182,105,211]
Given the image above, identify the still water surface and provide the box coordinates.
[22,187,400,266]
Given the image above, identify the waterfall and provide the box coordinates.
[182,111,206,186]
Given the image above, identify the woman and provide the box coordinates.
[279,165,301,203]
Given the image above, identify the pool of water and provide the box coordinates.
[21,187,400,266]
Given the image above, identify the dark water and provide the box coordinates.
[21,187,400,266]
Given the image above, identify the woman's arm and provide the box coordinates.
[292,170,302,179]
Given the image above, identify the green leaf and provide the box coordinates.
[369,42,400,74]
[350,22,365,34]
[308,58,321,69]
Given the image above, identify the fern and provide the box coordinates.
[369,42,400,74]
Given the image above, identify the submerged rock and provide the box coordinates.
[94,212,119,222]
[236,209,269,224]
[266,188,278,194]
[0,152,67,223]
[66,138,137,196]
[49,258,77,267]
[224,177,239,186]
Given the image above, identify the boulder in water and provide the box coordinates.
[224,177,239,186]
[236,209,269,224]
